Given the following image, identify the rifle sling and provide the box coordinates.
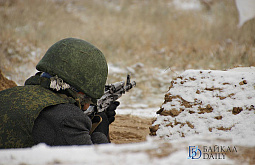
[89,115,102,135]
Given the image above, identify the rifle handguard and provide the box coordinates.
[84,74,136,115]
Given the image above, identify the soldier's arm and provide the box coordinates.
[32,104,108,146]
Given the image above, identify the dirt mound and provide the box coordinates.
[150,68,255,146]
[0,70,17,91]
[110,115,152,144]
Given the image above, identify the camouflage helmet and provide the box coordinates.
[36,38,108,99]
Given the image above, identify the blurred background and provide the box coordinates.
[0,0,254,108]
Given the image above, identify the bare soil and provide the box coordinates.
[109,115,153,144]
[0,70,17,91]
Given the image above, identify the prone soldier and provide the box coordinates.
[0,38,132,149]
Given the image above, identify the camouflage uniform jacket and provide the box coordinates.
[0,85,70,148]
[0,74,108,149]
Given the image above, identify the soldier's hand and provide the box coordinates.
[105,101,119,124]
[93,112,109,138]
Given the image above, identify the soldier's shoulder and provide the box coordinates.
[0,85,70,111]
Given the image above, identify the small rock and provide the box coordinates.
[214,116,223,120]
[239,80,247,85]
[149,124,159,136]
[232,107,243,115]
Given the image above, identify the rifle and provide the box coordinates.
[84,74,136,116]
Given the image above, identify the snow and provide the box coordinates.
[171,0,201,10]
[117,106,159,118]
[171,0,255,27]
[1,67,254,164]
[235,0,255,27]
[0,136,238,165]
[108,63,126,74]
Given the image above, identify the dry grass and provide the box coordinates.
[0,0,254,77]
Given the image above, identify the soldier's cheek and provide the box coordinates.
[83,103,90,110]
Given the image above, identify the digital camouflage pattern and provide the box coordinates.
[0,85,71,149]
[36,38,108,99]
